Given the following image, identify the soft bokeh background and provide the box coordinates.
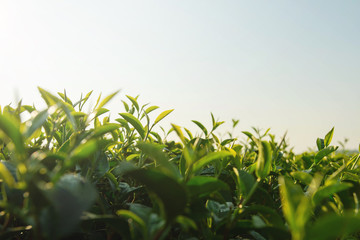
[1,1,359,152]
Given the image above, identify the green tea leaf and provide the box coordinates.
[66,140,97,168]
[314,146,338,164]
[44,174,97,239]
[221,138,235,146]
[116,210,146,231]
[92,123,121,138]
[175,215,198,231]
[0,114,25,158]
[0,161,15,187]
[145,105,159,114]
[186,176,229,200]
[115,118,131,133]
[312,182,352,206]
[255,140,272,180]
[192,120,208,136]
[278,176,311,240]
[119,113,145,139]
[308,214,360,240]
[24,109,49,139]
[154,109,174,126]
[324,127,334,147]
[184,128,193,140]
[233,168,256,199]
[97,90,119,110]
[137,142,179,179]
[290,171,313,185]
[242,131,253,139]
[125,169,187,220]
[192,151,233,173]
[171,124,186,144]
[316,138,325,151]
[126,95,139,112]
[95,108,109,118]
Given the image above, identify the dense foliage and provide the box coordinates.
[0,88,359,240]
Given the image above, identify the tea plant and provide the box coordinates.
[0,88,359,240]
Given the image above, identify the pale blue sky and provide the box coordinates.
[1,1,359,152]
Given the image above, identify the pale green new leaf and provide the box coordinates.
[154,109,174,126]
[126,95,139,112]
[96,90,119,110]
[0,114,26,158]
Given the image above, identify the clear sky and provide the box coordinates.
[1,1,359,152]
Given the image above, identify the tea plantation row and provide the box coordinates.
[0,88,359,240]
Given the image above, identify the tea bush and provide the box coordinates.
[0,88,359,240]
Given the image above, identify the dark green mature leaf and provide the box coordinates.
[316,138,325,151]
[192,151,233,173]
[137,142,179,179]
[0,161,15,187]
[233,168,256,199]
[242,131,253,139]
[291,171,313,185]
[324,127,334,147]
[91,150,110,179]
[308,214,360,240]
[81,212,131,238]
[125,169,187,220]
[242,205,285,229]
[65,139,97,168]
[192,120,208,136]
[186,176,229,200]
[119,113,145,139]
[44,174,97,239]
[221,138,235,146]
[312,182,352,206]
[116,210,146,231]
[154,109,174,126]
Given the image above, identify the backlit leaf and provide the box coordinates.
[126,95,139,112]
[324,127,334,147]
[154,109,174,126]
[192,120,208,136]
[97,90,119,110]
[255,140,272,180]
[119,113,145,139]
[0,114,25,158]
[0,161,15,187]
